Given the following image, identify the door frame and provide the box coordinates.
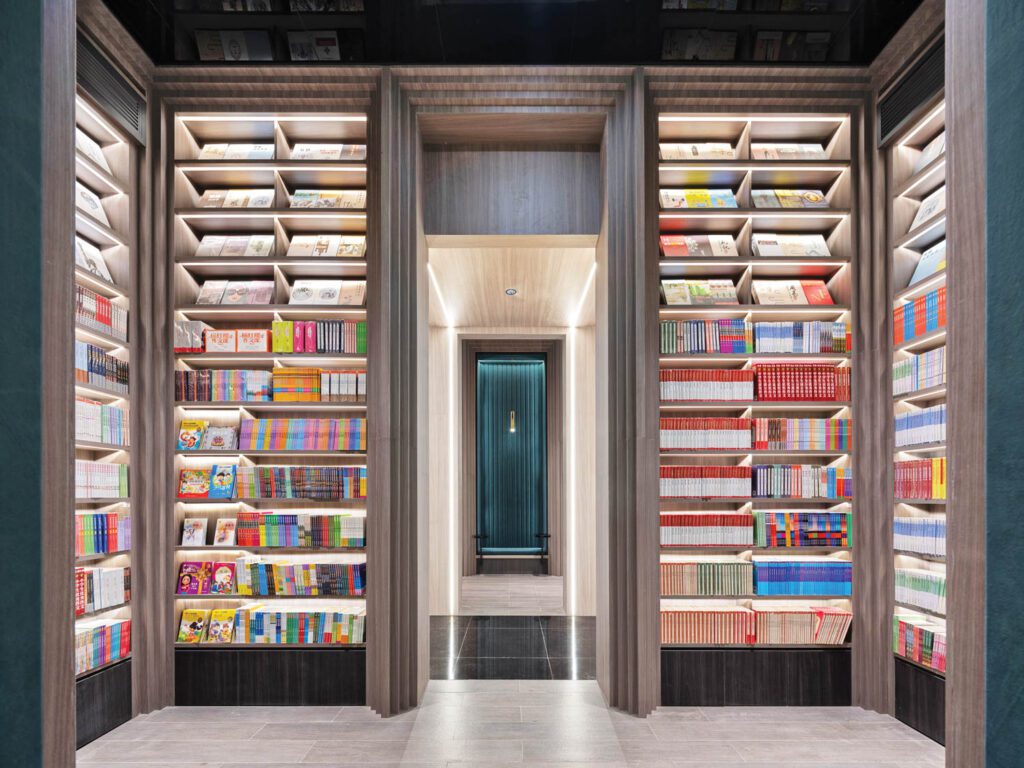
[460,337,565,579]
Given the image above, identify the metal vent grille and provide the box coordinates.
[77,34,146,145]
[878,40,944,147]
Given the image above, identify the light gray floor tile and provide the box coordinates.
[78,739,313,763]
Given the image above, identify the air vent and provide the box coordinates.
[77,34,146,145]
[878,40,944,147]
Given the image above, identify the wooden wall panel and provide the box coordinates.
[571,325,598,617]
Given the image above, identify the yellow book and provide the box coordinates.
[177,609,210,643]
[683,189,713,208]
[204,609,236,643]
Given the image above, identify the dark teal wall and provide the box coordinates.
[0,0,45,764]
[987,2,1024,765]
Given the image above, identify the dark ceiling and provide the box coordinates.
[100,0,925,66]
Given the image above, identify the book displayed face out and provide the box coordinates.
[75,181,111,226]
[660,188,738,209]
[288,279,366,306]
[751,189,829,209]
[75,237,115,283]
[195,234,275,258]
[751,233,832,258]
[288,189,367,209]
[75,127,112,172]
[198,143,275,160]
[661,279,739,306]
[291,143,367,161]
[287,234,367,258]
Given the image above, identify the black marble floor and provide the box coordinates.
[430,615,597,680]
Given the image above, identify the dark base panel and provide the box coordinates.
[894,657,946,744]
[477,558,546,575]
[76,659,132,749]
[661,647,851,706]
[175,647,366,706]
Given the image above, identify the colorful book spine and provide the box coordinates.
[659,417,752,451]
[660,559,753,596]
[74,341,129,394]
[270,320,367,355]
[235,559,365,597]
[893,614,947,672]
[751,464,852,499]
[895,568,946,614]
[660,604,851,646]
[232,606,365,645]
[753,511,851,548]
[895,403,946,447]
[236,511,365,548]
[893,285,947,345]
[894,458,946,499]
[660,512,753,547]
[751,418,852,451]
[74,566,131,615]
[234,465,367,500]
[75,284,128,341]
[75,397,129,446]
[751,557,851,596]
[75,618,131,675]
[659,320,851,355]
[893,347,946,395]
[237,418,367,452]
[893,516,946,556]
[175,369,273,402]
[75,511,132,557]
[75,460,129,499]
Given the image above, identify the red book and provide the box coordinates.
[800,280,834,305]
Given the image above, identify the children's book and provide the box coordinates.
[751,189,780,208]
[181,517,208,547]
[204,609,236,643]
[201,426,238,451]
[177,419,208,451]
[177,561,206,594]
[209,465,237,499]
[178,468,212,498]
[210,561,236,594]
[177,609,209,643]
[213,518,237,546]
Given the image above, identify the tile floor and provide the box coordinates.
[460,574,564,615]
[77,680,946,767]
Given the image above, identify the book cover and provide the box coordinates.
[751,189,780,208]
[223,144,274,160]
[176,419,208,451]
[245,189,274,208]
[662,280,691,306]
[75,237,114,283]
[776,189,828,208]
[289,190,318,208]
[221,281,251,305]
[176,609,210,643]
[751,233,831,258]
[244,235,275,257]
[196,280,228,305]
[197,189,228,208]
[909,241,947,286]
[222,190,250,208]
[198,143,228,160]
[219,236,250,258]
[659,234,737,258]
[178,469,212,499]
[236,329,270,352]
[75,182,110,226]
[338,280,366,306]
[752,280,808,305]
[220,31,250,62]
[181,518,207,547]
[176,561,206,595]
[800,280,834,305]
[659,142,734,160]
[708,189,738,208]
[210,562,236,594]
[209,465,237,499]
[286,235,316,257]
[287,31,318,61]
[75,128,112,172]
[683,189,713,208]
[913,131,946,173]
[658,189,687,209]
[290,279,342,305]
[910,186,946,230]
[195,235,227,257]
[204,329,237,352]
[248,281,275,304]
[337,236,367,258]
[204,609,236,643]
[201,426,238,451]
[213,518,237,546]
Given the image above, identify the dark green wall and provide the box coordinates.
[987,2,1024,766]
[0,1,45,765]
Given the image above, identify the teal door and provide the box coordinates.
[476,353,548,555]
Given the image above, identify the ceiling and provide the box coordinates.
[428,237,597,329]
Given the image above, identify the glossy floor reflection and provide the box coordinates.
[431,615,596,680]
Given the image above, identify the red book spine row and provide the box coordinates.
[752,364,850,402]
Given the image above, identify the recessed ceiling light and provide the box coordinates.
[505,288,518,296]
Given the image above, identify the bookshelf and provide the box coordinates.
[888,99,947,733]
[169,112,368,703]
[655,113,856,701]
[73,93,135,697]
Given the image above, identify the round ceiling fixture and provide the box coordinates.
[505,288,518,296]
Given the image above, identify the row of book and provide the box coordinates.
[660,558,753,596]
[75,398,129,446]
[75,341,129,395]
[753,557,851,596]
[661,278,835,307]
[894,516,945,557]
[273,367,366,403]
[894,613,947,673]
[895,403,946,447]
[178,465,238,499]
[196,278,366,306]
[659,417,851,451]
[194,28,364,64]
[660,556,851,597]
[74,566,130,616]
[75,618,131,676]
[659,464,851,499]
[174,368,365,403]
[237,417,366,451]
[76,511,131,558]
[196,188,366,210]
[658,233,832,259]
[893,346,946,396]
[657,142,828,162]
[177,420,238,451]
[894,458,946,500]
[178,605,365,645]
[76,284,127,341]
[659,188,829,209]
[175,369,271,401]
[238,512,364,548]
[273,320,366,355]
[194,233,366,260]
[237,465,367,500]
[659,365,850,402]
[660,603,852,646]
[196,142,366,161]
[660,320,851,355]
[660,510,851,548]
[893,285,946,345]
[176,558,365,597]
[75,460,129,499]
[895,568,946,615]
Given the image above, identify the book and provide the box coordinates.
[209,465,237,499]
[289,189,367,209]
[75,182,110,226]
[289,279,343,305]
[197,143,227,160]
[75,397,129,445]
[75,237,115,283]
[659,188,738,209]
[177,561,207,595]
[659,234,737,258]
[197,189,229,207]
[196,30,273,62]
[178,469,212,498]
[238,417,366,451]
[223,144,274,160]
[75,127,112,172]
[213,518,237,546]
[662,29,737,61]
[74,342,129,395]
[338,280,366,306]
[177,420,208,451]
[236,327,271,352]
[195,235,228,256]
[205,609,236,643]
[751,143,827,160]
[752,280,808,305]
[799,280,834,305]
[776,189,829,208]
[661,279,739,306]
[909,241,947,286]
[235,465,367,501]
[176,609,209,643]
[910,186,946,230]
[892,285,946,345]
[913,131,946,173]
[220,280,274,305]
[893,346,946,396]
[287,30,341,61]
[751,233,831,258]
[210,561,236,594]
[659,143,734,160]
[196,280,228,304]
[751,189,781,208]
[286,234,367,258]
[75,460,129,498]
[181,518,208,547]
[291,143,367,161]
[200,426,239,451]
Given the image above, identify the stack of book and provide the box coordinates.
[894,613,947,672]
[75,618,131,675]
[235,558,366,596]
[75,511,131,557]
[660,603,755,645]
[751,418,851,451]
[893,285,947,345]
[895,568,946,614]
[75,460,129,499]
[893,347,946,395]
[76,285,128,341]
[237,417,367,451]
[175,369,273,402]
[894,516,946,556]
[660,417,752,451]
[753,321,850,354]
[894,458,946,499]
[659,466,751,498]
[661,321,851,355]
[659,602,853,646]
[271,368,326,403]
[235,465,367,500]
[751,464,852,499]
[660,512,753,548]
[75,398,129,446]
[74,566,131,615]
[660,557,753,596]
[895,403,946,447]
[753,511,851,548]
[752,556,851,596]
[75,341,129,395]
[754,604,853,645]
[236,511,365,547]
[659,369,755,401]
[752,364,851,401]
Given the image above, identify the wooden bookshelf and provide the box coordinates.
[170,111,369,660]
[655,112,856,655]
[888,99,948,685]
[72,92,136,693]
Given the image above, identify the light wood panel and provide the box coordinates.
[428,247,596,327]
[570,325,598,617]
[419,112,606,146]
